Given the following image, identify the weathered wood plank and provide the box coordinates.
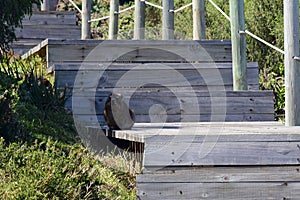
[69,96,273,115]
[137,182,300,199]
[22,12,77,25]
[46,39,232,63]
[106,122,300,143]
[55,68,258,89]
[53,62,258,70]
[137,166,300,182]
[15,25,81,39]
[74,113,275,126]
[143,141,300,167]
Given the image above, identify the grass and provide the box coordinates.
[0,56,137,199]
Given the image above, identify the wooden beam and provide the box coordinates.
[109,0,119,39]
[192,0,206,40]
[162,0,174,40]
[284,0,300,126]
[134,0,146,39]
[41,0,50,11]
[81,0,91,39]
[229,0,247,91]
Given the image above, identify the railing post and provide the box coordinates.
[284,0,300,126]
[229,0,247,91]
[193,0,206,40]
[81,0,91,39]
[162,0,174,40]
[109,0,119,39]
[134,0,146,39]
[41,0,50,11]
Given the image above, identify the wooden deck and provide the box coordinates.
[103,122,300,199]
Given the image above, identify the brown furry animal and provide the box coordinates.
[103,93,135,130]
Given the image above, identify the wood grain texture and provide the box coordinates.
[137,182,300,199]
[142,141,300,167]
[54,64,259,89]
[137,166,300,182]
[15,25,81,39]
[109,121,300,143]
[46,39,232,63]
[21,12,77,25]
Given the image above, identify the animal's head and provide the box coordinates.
[110,92,123,106]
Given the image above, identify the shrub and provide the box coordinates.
[0,138,136,199]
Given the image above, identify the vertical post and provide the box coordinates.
[162,0,174,40]
[284,0,300,126]
[193,0,206,40]
[81,0,91,40]
[109,0,119,40]
[229,0,247,91]
[41,0,50,11]
[134,0,146,39]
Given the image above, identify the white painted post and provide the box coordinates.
[284,0,300,126]
[193,0,206,40]
[134,0,146,39]
[109,0,119,40]
[41,0,50,11]
[162,0,174,40]
[81,0,91,40]
[229,0,247,91]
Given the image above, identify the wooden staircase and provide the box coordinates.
[13,6,300,200]
[11,11,80,55]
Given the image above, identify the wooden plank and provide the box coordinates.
[54,66,259,88]
[74,113,274,125]
[109,122,300,143]
[21,39,49,59]
[15,25,81,39]
[137,182,300,199]
[137,166,300,182]
[46,39,232,63]
[53,62,258,70]
[69,96,273,115]
[143,141,300,167]
[22,12,77,25]
[70,90,273,98]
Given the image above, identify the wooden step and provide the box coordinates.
[54,62,259,90]
[22,11,77,26]
[71,91,274,125]
[15,25,81,39]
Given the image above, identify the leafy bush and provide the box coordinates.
[0,56,73,143]
[0,138,136,199]
[0,55,137,198]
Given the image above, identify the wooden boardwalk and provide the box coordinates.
[102,122,300,199]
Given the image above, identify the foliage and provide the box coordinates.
[0,55,137,198]
[0,0,41,58]
[0,56,72,143]
[0,138,136,199]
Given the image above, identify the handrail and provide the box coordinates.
[144,0,163,10]
[174,2,192,13]
[208,0,284,55]
[68,0,82,14]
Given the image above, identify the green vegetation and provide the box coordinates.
[0,56,136,199]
